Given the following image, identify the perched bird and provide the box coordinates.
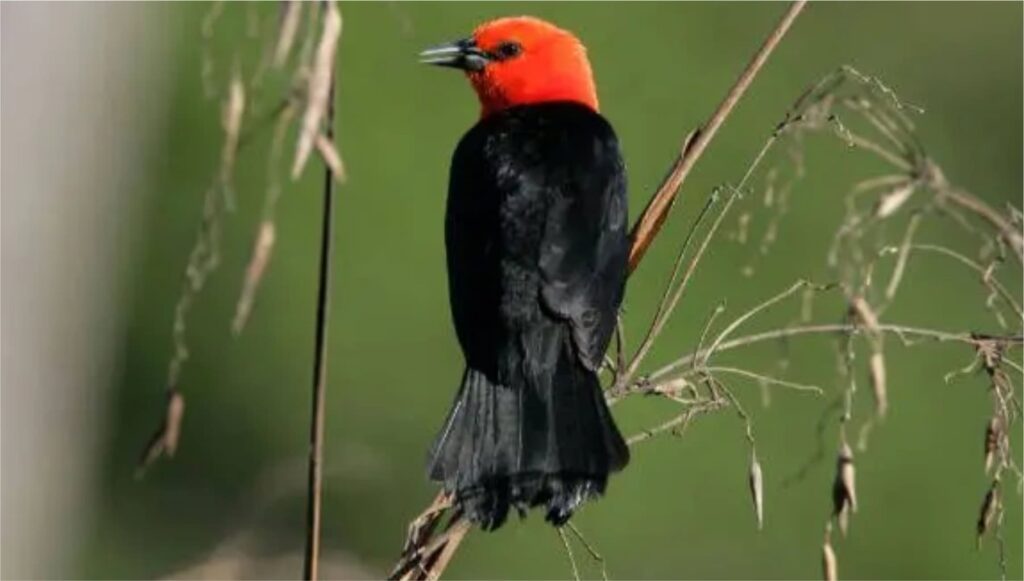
[421,16,630,530]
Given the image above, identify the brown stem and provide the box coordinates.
[628,0,808,272]
[941,187,1024,265]
[303,65,337,581]
[641,323,1022,388]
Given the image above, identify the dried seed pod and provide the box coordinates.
[983,417,1000,474]
[273,0,302,68]
[316,134,347,183]
[232,220,277,334]
[874,183,915,218]
[832,442,857,536]
[220,70,245,182]
[749,451,764,530]
[868,352,887,419]
[840,443,857,512]
[655,376,693,396]
[822,536,838,581]
[163,390,186,456]
[136,390,186,477]
[292,0,342,179]
[976,479,1000,547]
[836,502,851,537]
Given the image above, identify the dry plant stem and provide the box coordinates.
[389,5,809,578]
[625,400,727,445]
[558,528,582,581]
[628,0,807,272]
[701,366,822,394]
[623,191,717,381]
[232,102,297,334]
[566,522,610,581]
[940,188,1024,265]
[412,519,471,581]
[908,244,1022,319]
[428,522,471,581]
[390,497,468,581]
[701,280,819,365]
[883,213,921,301]
[644,324,1022,386]
[303,72,337,581]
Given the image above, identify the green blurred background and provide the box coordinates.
[18,2,1022,579]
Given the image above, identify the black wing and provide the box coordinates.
[535,111,628,370]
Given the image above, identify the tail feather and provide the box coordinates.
[427,337,629,530]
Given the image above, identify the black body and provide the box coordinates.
[427,101,630,529]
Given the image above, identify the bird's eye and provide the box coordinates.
[494,41,523,60]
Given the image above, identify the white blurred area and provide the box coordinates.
[1,4,173,577]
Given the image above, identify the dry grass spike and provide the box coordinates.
[822,525,838,581]
[233,220,277,334]
[274,1,303,68]
[833,441,857,536]
[749,449,765,530]
[292,0,342,180]
[983,417,1000,475]
[976,478,1000,548]
[868,352,888,419]
[136,390,186,477]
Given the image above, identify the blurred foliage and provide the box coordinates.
[85,2,1022,579]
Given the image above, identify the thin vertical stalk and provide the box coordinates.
[303,73,337,581]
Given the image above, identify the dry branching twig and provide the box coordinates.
[735,64,1021,578]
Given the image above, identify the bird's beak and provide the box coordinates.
[419,38,489,72]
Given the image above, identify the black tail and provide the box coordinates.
[427,342,629,530]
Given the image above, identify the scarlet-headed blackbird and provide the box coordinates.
[421,16,629,530]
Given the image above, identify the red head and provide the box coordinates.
[420,17,598,118]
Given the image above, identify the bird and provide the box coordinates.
[420,16,630,531]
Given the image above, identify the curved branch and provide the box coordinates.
[628,0,808,272]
